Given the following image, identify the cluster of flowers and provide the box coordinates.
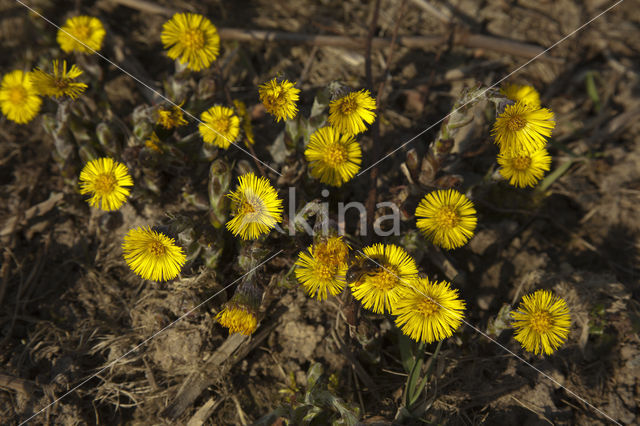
[2,11,571,356]
[492,84,556,188]
[295,237,570,355]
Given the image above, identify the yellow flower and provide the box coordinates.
[415,189,477,250]
[145,132,163,152]
[79,157,133,211]
[295,237,350,300]
[122,226,187,282]
[511,290,571,355]
[491,102,555,155]
[394,278,465,344]
[328,89,376,136]
[161,13,220,72]
[226,172,283,240]
[258,78,300,122]
[0,70,41,124]
[350,244,418,314]
[199,105,240,149]
[233,99,255,145]
[57,16,106,54]
[500,83,541,108]
[216,303,258,335]
[30,60,87,100]
[498,148,551,188]
[304,126,362,187]
[156,102,188,129]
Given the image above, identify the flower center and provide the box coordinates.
[417,297,439,317]
[323,144,347,167]
[371,268,398,291]
[239,199,257,215]
[184,29,205,50]
[512,156,532,170]
[74,25,91,40]
[314,263,334,280]
[339,98,358,115]
[435,206,460,229]
[54,78,70,89]
[149,241,166,257]
[314,241,347,268]
[212,117,230,133]
[507,114,527,131]
[9,86,27,105]
[94,173,116,194]
[530,311,552,333]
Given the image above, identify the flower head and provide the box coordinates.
[295,236,350,300]
[350,244,418,314]
[0,70,41,124]
[57,16,106,53]
[216,280,262,335]
[145,132,163,153]
[226,173,283,240]
[233,99,255,145]
[500,83,541,108]
[328,89,376,136]
[30,60,87,100]
[415,189,477,250]
[511,290,571,355]
[491,102,555,155]
[122,226,187,282]
[216,303,258,335]
[161,13,220,71]
[156,101,188,129]
[199,105,240,149]
[258,78,300,122]
[498,148,551,188]
[79,157,133,211]
[394,278,465,344]
[304,126,361,187]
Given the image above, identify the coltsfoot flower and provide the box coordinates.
[216,303,258,335]
[216,280,262,335]
[30,60,87,100]
[295,236,350,300]
[491,102,555,155]
[79,157,133,211]
[233,99,255,145]
[501,83,541,108]
[415,189,477,250]
[122,226,187,282]
[498,147,551,188]
[350,244,418,314]
[57,16,106,53]
[161,13,220,71]
[304,126,362,187]
[394,278,466,344]
[156,101,188,129]
[199,105,240,149]
[328,89,376,136]
[511,290,571,355]
[258,78,300,122]
[0,70,41,124]
[226,173,283,240]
